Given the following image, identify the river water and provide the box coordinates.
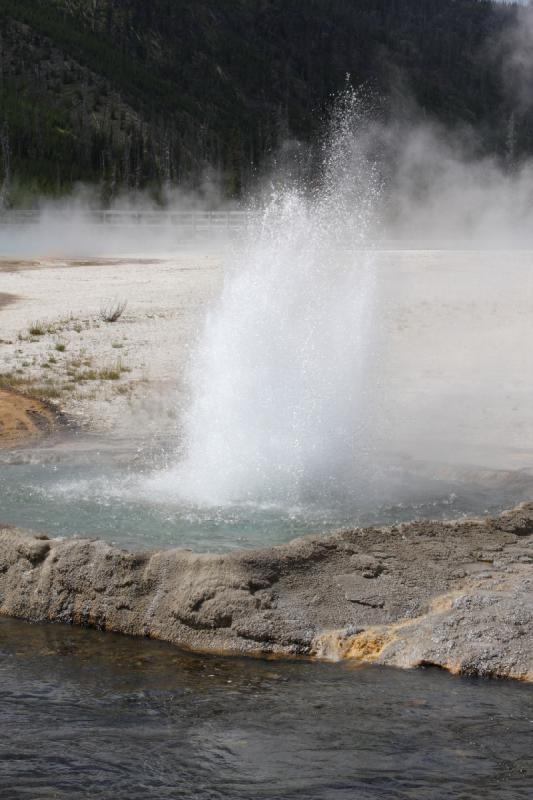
[1,617,532,799]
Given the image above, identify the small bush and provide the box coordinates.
[32,384,62,399]
[100,300,127,323]
[29,322,46,336]
[55,343,66,352]
[0,373,65,400]
[98,361,130,380]
[99,367,121,381]
[74,370,98,382]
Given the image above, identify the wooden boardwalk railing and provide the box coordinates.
[0,209,250,233]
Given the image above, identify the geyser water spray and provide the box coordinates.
[156,90,382,507]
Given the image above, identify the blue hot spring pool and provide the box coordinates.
[2,432,533,552]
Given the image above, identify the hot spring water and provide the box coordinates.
[5,436,533,552]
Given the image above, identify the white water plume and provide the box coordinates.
[155,90,381,506]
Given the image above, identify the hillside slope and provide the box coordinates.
[0,0,524,203]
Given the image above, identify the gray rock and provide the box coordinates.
[1,502,532,681]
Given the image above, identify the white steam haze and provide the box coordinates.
[381,120,533,247]
[0,173,234,258]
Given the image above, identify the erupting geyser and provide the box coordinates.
[155,91,382,507]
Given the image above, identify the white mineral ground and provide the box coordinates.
[2,247,533,468]
[0,250,222,438]
[0,247,532,680]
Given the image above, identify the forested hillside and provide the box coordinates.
[0,0,526,205]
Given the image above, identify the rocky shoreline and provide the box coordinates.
[1,504,531,682]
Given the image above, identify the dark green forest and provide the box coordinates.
[0,0,527,205]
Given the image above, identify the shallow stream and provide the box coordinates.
[1,617,532,799]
